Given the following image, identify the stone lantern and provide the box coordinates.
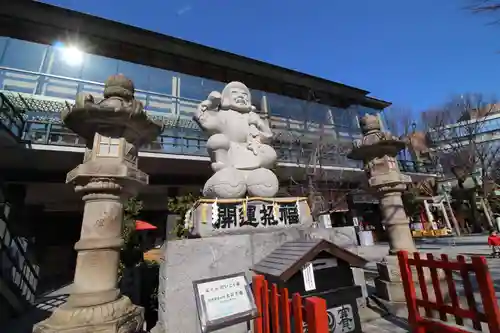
[34,75,163,333]
[348,114,417,305]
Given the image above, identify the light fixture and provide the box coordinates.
[58,44,84,66]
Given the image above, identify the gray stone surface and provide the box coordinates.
[34,75,162,333]
[352,267,368,307]
[347,114,416,256]
[156,226,360,333]
[361,317,409,333]
[348,114,417,306]
[194,81,279,198]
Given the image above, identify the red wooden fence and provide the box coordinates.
[398,251,500,333]
[252,274,329,333]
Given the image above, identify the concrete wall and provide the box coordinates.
[156,226,359,333]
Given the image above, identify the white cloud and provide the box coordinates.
[176,5,192,15]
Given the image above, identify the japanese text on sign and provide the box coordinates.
[212,203,301,229]
[303,304,355,333]
[196,275,253,321]
[302,262,316,292]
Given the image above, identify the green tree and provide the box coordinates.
[120,197,143,270]
[167,193,199,239]
[402,186,422,221]
[122,197,143,245]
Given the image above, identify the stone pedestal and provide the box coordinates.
[379,192,417,255]
[154,226,360,333]
[68,181,125,307]
[374,256,409,303]
[372,255,448,316]
[33,296,143,333]
[34,175,148,333]
[372,185,417,306]
[156,197,360,332]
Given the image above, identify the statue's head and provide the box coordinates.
[103,74,135,101]
[220,81,253,113]
[359,114,381,134]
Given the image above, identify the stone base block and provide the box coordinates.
[33,296,144,333]
[374,278,407,303]
[375,276,450,304]
[156,226,360,333]
[368,295,409,318]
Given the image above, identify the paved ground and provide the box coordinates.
[361,317,410,333]
[357,235,500,298]
[3,235,498,333]
[356,234,500,332]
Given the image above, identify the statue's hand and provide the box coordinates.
[75,93,94,108]
[199,101,210,112]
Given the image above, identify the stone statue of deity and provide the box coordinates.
[194,81,279,198]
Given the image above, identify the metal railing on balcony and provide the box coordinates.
[0,93,25,141]
[20,119,441,175]
[0,74,440,175]
[397,159,439,174]
[22,119,365,168]
[0,203,39,306]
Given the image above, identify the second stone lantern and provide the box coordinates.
[348,114,417,305]
[34,75,163,333]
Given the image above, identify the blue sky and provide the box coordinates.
[43,0,500,113]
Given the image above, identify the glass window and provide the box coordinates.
[358,106,380,117]
[97,137,120,157]
[44,46,83,78]
[1,38,47,72]
[81,53,118,83]
[0,38,8,58]
[147,95,176,114]
[117,61,149,91]
[181,128,206,155]
[305,102,331,125]
[479,118,500,135]
[178,74,225,101]
[332,107,356,129]
[149,67,174,95]
[267,93,306,121]
[157,126,181,154]
[251,89,265,110]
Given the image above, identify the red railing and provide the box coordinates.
[398,251,500,333]
[252,275,329,333]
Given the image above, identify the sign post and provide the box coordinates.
[193,272,258,333]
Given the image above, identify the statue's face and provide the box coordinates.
[230,88,250,107]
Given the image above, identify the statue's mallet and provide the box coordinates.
[200,91,222,111]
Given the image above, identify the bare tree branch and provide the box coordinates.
[384,106,414,139]
[270,96,361,220]
[424,93,499,229]
[465,0,500,26]
[467,0,500,12]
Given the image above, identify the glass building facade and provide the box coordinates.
[427,112,500,178]
[428,115,500,144]
[0,37,382,168]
